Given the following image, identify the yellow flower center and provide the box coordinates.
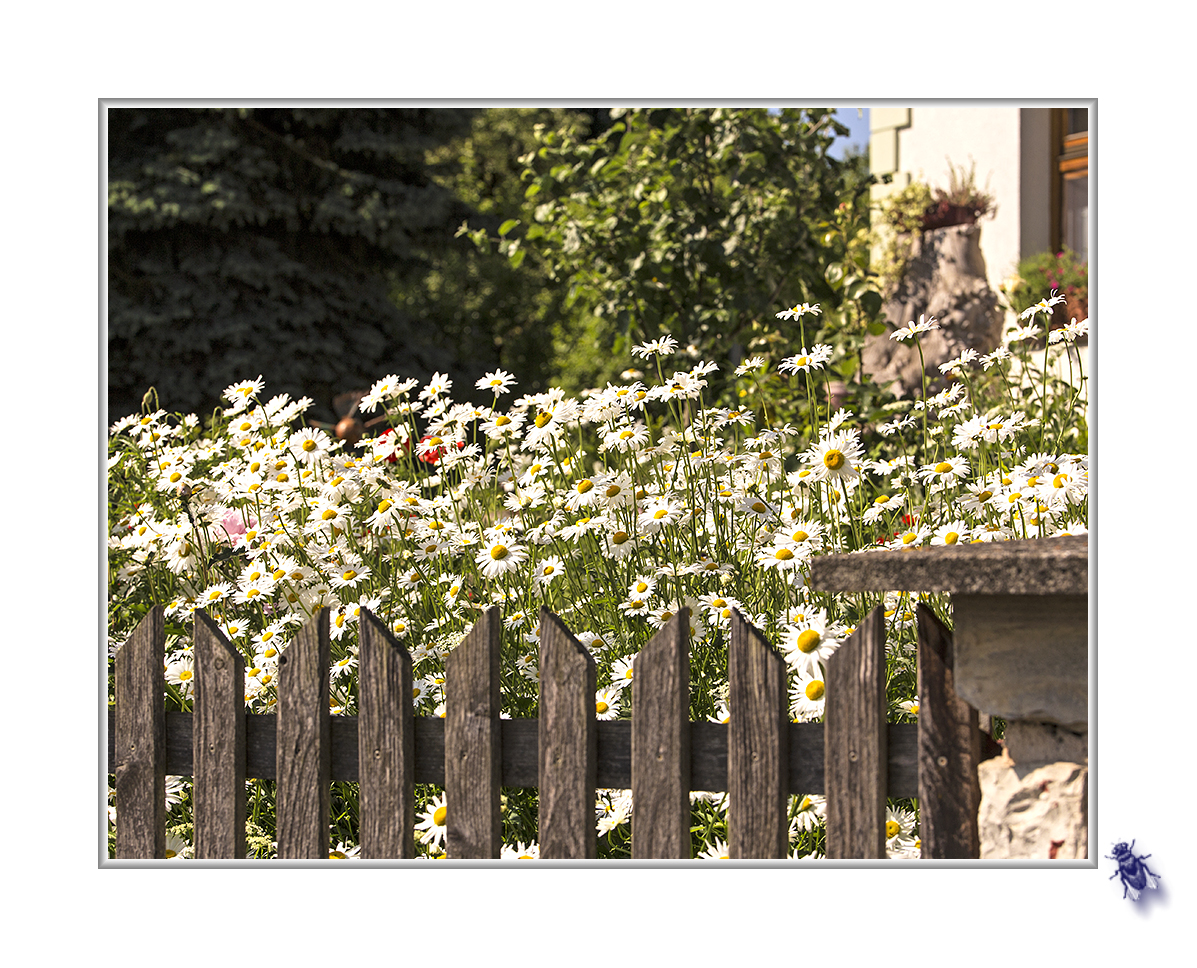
[490,545,508,560]
[302,439,317,452]
[246,588,260,598]
[606,484,621,498]
[596,701,609,715]
[823,449,845,470]
[790,530,809,542]
[934,461,953,474]
[576,479,594,494]
[711,598,727,608]
[276,473,289,482]
[169,471,182,483]
[796,629,821,653]
[886,820,900,838]
[494,415,511,427]
[535,412,552,428]
[653,509,669,520]
[751,501,768,513]
[322,508,337,520]
[377,499,392,513]
[774,548,795,561]
[902,532,918,544]
[795,355,809,367]
[944,532,959,545]
[433,805,447,826]
[805,680,825,701]
[1053,473,1069,488]
[178,669,193,681]
[342,570,357,581]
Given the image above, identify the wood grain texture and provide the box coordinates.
[109,712,922,794]
[192,610,246,858]
[275,608,330,859]
[728,610,788,858]
[114,606,166,858]
[631,609,691,858]
[445,607,502,858]
[916,603,982,859]
[358,609,415,859]
[824,605,887,858]
[537,609,598,858]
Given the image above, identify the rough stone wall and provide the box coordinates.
[863,223,1004,398]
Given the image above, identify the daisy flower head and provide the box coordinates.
[289,426,333,463]
[475,536,529,580]
[534,555,565,586]
[476,369,517,396]
[222,376,265,412]
[775,302,822,321]
[890,314,939,342]
[930,520,970,547]
[1019,289,1067,320]
[698,838,731,860]
[500,841,541,860]
[885,804,918,856]
[595,686,622,721]
[756,539,807,573]
[778,344,833,375]
[419,371,453,402]
[415,793,448,850]
[790,668,827,722]
[734,356,767,377]
[359,374,401,413]
[807,428,864,484]
[791,794,827,832]
[630,334,679,359]
[781,615,839,676]
[917,454,971,488]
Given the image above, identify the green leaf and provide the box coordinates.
[499,219,520,237]
[825,262,845,289]
[508,249,526,269]
[867,319,888,336]
[859,290,883,317]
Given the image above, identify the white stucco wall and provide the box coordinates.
[871,106,1054,294]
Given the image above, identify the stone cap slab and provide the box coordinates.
[809,534,1087,596]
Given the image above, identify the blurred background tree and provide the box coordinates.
[460,107,882,409]
[108,107,479,422]
[109,107,881,429]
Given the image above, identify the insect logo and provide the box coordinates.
[1106,840,1161,901]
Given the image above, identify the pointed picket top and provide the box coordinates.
[631,607,691,858]
[728,609,789,858]
[358,609,415,859]
[445,606,503,858]
[193,609,246,858]
[538,608,598,858]
[114,606,166,859]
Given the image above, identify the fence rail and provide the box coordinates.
[108,603,998,860]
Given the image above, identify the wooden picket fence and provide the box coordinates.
[107,603,999,860]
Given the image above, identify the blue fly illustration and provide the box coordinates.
[1106,840,1161,901]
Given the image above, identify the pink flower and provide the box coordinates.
[220,509,256,540]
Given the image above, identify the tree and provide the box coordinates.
[463,107,883,403]
[108,107,478,421]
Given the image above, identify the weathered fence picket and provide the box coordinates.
[113,604,165,859]
[193,609,245,858]
[728,609,789,858]
[824,606,888,858]
[444,606,502,858]
[631,611,691,858]
[537,608,597,859]
[109,598,994,860]
[357,610,415,859]
[275,608,330,859]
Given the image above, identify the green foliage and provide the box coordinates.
[1006,248,1088,319]
[108,107,478,421]
[462,108,884,400]
[396,108,597,396]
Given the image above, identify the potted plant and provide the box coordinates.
[919,158,996,231]
[1004,248,1088,337]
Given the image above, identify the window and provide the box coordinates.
[1053,108,1088,262]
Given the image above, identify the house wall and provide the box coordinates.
[871,106,1054,293]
